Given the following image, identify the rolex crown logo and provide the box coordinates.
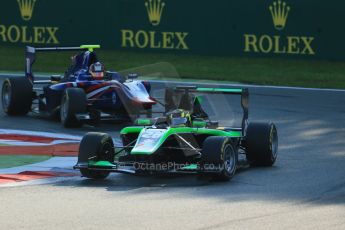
[17,0,37,21]
[269,0,290,30]
[145,0,165,26]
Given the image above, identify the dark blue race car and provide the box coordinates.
[1,45,156,127]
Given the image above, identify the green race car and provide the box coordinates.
[74,86,278,181]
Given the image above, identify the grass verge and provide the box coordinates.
[0,46,344,89]
[0,155,51,169]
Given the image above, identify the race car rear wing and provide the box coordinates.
[175,86,245,94]
[170,86,249,133]
[25,45,100,82]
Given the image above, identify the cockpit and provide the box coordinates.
[64,51,99,80]
[167,109,192,127]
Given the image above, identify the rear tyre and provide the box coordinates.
[78,132,115,180]
[60,88,86,128]
[200,136,238,181]
[2,77,32,115]
[246,122,278,166]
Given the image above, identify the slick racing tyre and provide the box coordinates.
[60,88,86,128]
[200,136,238,181]
[2,77,32,115]
[78,132,115,179]
[246,122,278,166]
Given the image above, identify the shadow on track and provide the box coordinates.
[50,116,345,206]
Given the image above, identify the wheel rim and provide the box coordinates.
[60,95,68,121]
[224,144,236,175]
[99,142,113,162]
[2,82,11,110]
[271,126,278,160]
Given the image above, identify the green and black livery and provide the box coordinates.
[74,86,278,181]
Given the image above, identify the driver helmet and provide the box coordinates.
[167,109,192,127]
[89,62,105,80]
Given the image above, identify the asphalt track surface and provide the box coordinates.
[0,77,344,230]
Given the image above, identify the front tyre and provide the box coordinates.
[2,78,32,115]
[78,132,115,180]
[200,136,238,181]
[246,122,278,166]
[60,88,86,128]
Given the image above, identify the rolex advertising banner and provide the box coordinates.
[0,0,344,60]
